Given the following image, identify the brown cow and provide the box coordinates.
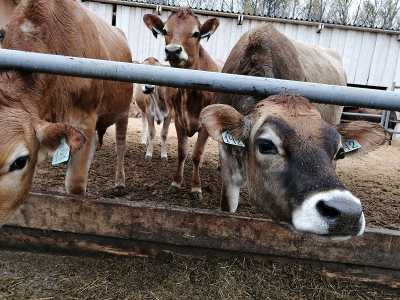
[0,0,133,225]
[134,57,173,160]
[200,24,386,237]
[143,8,219,199]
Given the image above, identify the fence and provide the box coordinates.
[1,49,400,111]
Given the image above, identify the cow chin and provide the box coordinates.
[291,190,365,237]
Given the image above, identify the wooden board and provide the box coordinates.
[2,192,400,271]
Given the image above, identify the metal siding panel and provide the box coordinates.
[83,2,113,24]
[354,32,377,85]
[369,34,391,86]
[382,36,400,87]
[342,30,363,84]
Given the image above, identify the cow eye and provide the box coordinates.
[162,28,168,36]
[256,139,278,155]
[9,155,30,172]
[334,147,345,160]
[192,31,200,39]
[0,29,5,42]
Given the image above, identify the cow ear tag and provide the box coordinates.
[343,139,362,153]
[222,131,245,147]
[52,138,70,166]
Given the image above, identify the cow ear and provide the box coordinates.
[34,121,86,154]
[200,104,249,143]
[143,14,165,38]
[200,18,219,40]
[337,121,388,154]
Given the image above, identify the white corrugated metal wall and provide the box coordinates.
[83,1,400,89]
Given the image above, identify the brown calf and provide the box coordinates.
[0,0,133,224]
[200,24,387,237]
[143,8,219,199]
[134,57,173,160]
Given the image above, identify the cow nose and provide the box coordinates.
[143,84,155,94]
[316,198,363,235]
[165,45,182,56]
[292,190,365,237]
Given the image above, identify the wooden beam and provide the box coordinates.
[2,225,400,289]
[3,192,400,270]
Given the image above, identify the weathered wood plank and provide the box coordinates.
[2,225,400,290]
[4,192,400,270]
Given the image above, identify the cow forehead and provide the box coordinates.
[166,12,200,33]
[250,100,328,142]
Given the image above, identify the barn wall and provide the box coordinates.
[83,1,400,88]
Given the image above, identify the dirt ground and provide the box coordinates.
[1,118,400,299]
[33,118,400,229]
[1,250,400,300]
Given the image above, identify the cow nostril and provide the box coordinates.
[316,200,341,219]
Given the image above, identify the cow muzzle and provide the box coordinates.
[165,44,188,65]
[292,190,365,237]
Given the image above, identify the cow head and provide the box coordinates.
[200,95,383,237]
[143,8,219,68]
[0,86,85,225]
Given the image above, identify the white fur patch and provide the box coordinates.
[20,20,36,34]
[292,190,363,235]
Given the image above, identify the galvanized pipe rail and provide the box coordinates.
[1,49,400,110]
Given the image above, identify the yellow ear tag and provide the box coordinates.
[51,138,70,166]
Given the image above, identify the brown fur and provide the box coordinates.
[0,0,133,223]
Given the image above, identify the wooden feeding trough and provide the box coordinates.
[1,192,400,288]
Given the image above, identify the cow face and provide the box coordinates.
[201,95,367,237]
[0,104,85,226]
[143,8,219,68]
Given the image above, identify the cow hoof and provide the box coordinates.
[169,182,181,193]
[168,185,178,193]
[161,155,168,161]
[145,154,152,161]
[190,191,203,202]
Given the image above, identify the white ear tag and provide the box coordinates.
[222,131,245,147]
[52,138,70,166]
[343,139,362,153]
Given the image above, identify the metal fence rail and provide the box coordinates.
[1,49,400,110]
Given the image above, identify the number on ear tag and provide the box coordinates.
[52,138,71,166]
[222,131,245,147]
[343,139,362,153]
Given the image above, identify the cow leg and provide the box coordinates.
[160,115,171,161]
[145,114,156,160]
[115,116,128,187]
[190,127,209,200]
[219,144,243,213]
[170,123,188,191]
[140,113,148,144]
[65,118,97,195]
